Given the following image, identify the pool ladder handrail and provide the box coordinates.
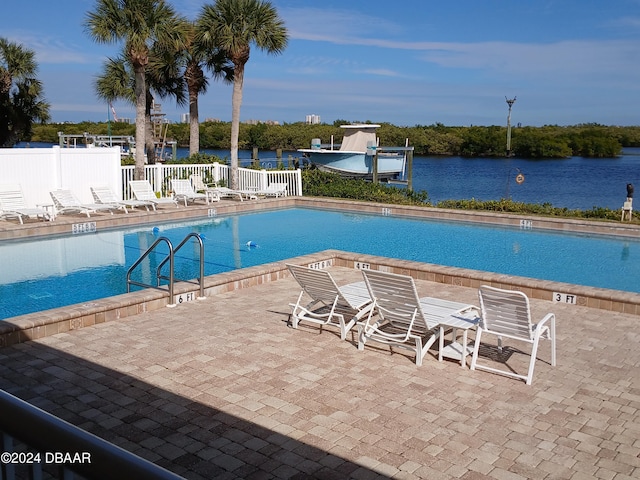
[126,232,205,306]
[157,232,205,300]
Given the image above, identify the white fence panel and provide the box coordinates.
[0,146,121,205]
[264,170,303,196]
[121,164,302,199]
[0,148,57,206]
[1,149,302,206]
[58,147,122,203]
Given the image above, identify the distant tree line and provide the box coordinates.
[32,121,640,158]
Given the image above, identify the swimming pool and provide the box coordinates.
[1,207,639,319]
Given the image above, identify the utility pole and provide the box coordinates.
[505,96,516,156]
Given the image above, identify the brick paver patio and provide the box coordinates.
[1,266,639,479]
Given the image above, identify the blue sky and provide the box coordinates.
[2,0,639,126]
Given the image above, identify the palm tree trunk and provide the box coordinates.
[230,65,244,190]
[145,114,155,165]
[189,91,199,157]
[134,65,146,180]
[145,92,156,165]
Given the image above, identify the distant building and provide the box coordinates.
[180,113,190,123]
[306,114,321,125]
[243,119,280,125]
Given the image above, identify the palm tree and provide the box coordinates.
[0,37,50,147]
[197,0,288,189]
[96,50,186,164]
[85,0,185,180]
[170,19,233,157]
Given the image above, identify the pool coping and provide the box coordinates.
[1,197,639,348]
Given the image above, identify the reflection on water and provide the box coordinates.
[622,243,630,261]
[0,231,125,285]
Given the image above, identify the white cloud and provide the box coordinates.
[281,6,402,43]
[279,6,640,85]
[418,40,640,78]
[362,69,402,77]
[606,15,640,28]
[5,31,101,65]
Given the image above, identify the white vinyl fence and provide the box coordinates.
[0,146,302,209]
[0,146,121,205]
[121,163,302,199]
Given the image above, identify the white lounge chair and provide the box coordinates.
[287,264,373,340]
[359,269,478,366]
[189,173,214,192]
[0,184,52,224]
[189,174,255,201]
[255,182,287,198]
[90,186,156,212]
[50,189,118,218]
[171,179,212,206]
[470,285,556,385]
[128,180,178,208]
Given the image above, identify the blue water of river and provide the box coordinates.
[189,147,640,210]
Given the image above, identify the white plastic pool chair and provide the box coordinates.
[470,285,556,385]
[91,186,156,212]
[171,179,211,206]
[50,189,118,218]
[287,264,373,340]
[190,174,254,201]
[128,180,178,208]
[359,269,476,366]
[255,183,287,198]
[0,184,51,224]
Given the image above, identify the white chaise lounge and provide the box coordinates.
[287,264,373,340]
[171,179,212,206]
[255,183,287,198]
[189,174,255,201]
[91,186,156,212]
[359,269,478,366]
[0,184,51,223]
[128,180,178,208]
[50,189,119,218]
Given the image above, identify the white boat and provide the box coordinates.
[298,124,406,180]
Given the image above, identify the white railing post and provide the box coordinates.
[295,169,303,196]
[154,164,163,193]
[260,169,268,190]
[213,163,220,184]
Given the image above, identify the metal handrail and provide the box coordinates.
[156,233,205,299]
[126,236,175,303]
[0,389,183,480]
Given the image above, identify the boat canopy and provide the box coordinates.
[339,125,380,152]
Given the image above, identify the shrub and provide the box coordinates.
[302,169,429,206]
[435,198,631,221]
[166,152,226,165]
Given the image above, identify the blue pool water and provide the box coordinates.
[1,207,639,319]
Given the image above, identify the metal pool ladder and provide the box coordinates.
[126,232,205,306]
